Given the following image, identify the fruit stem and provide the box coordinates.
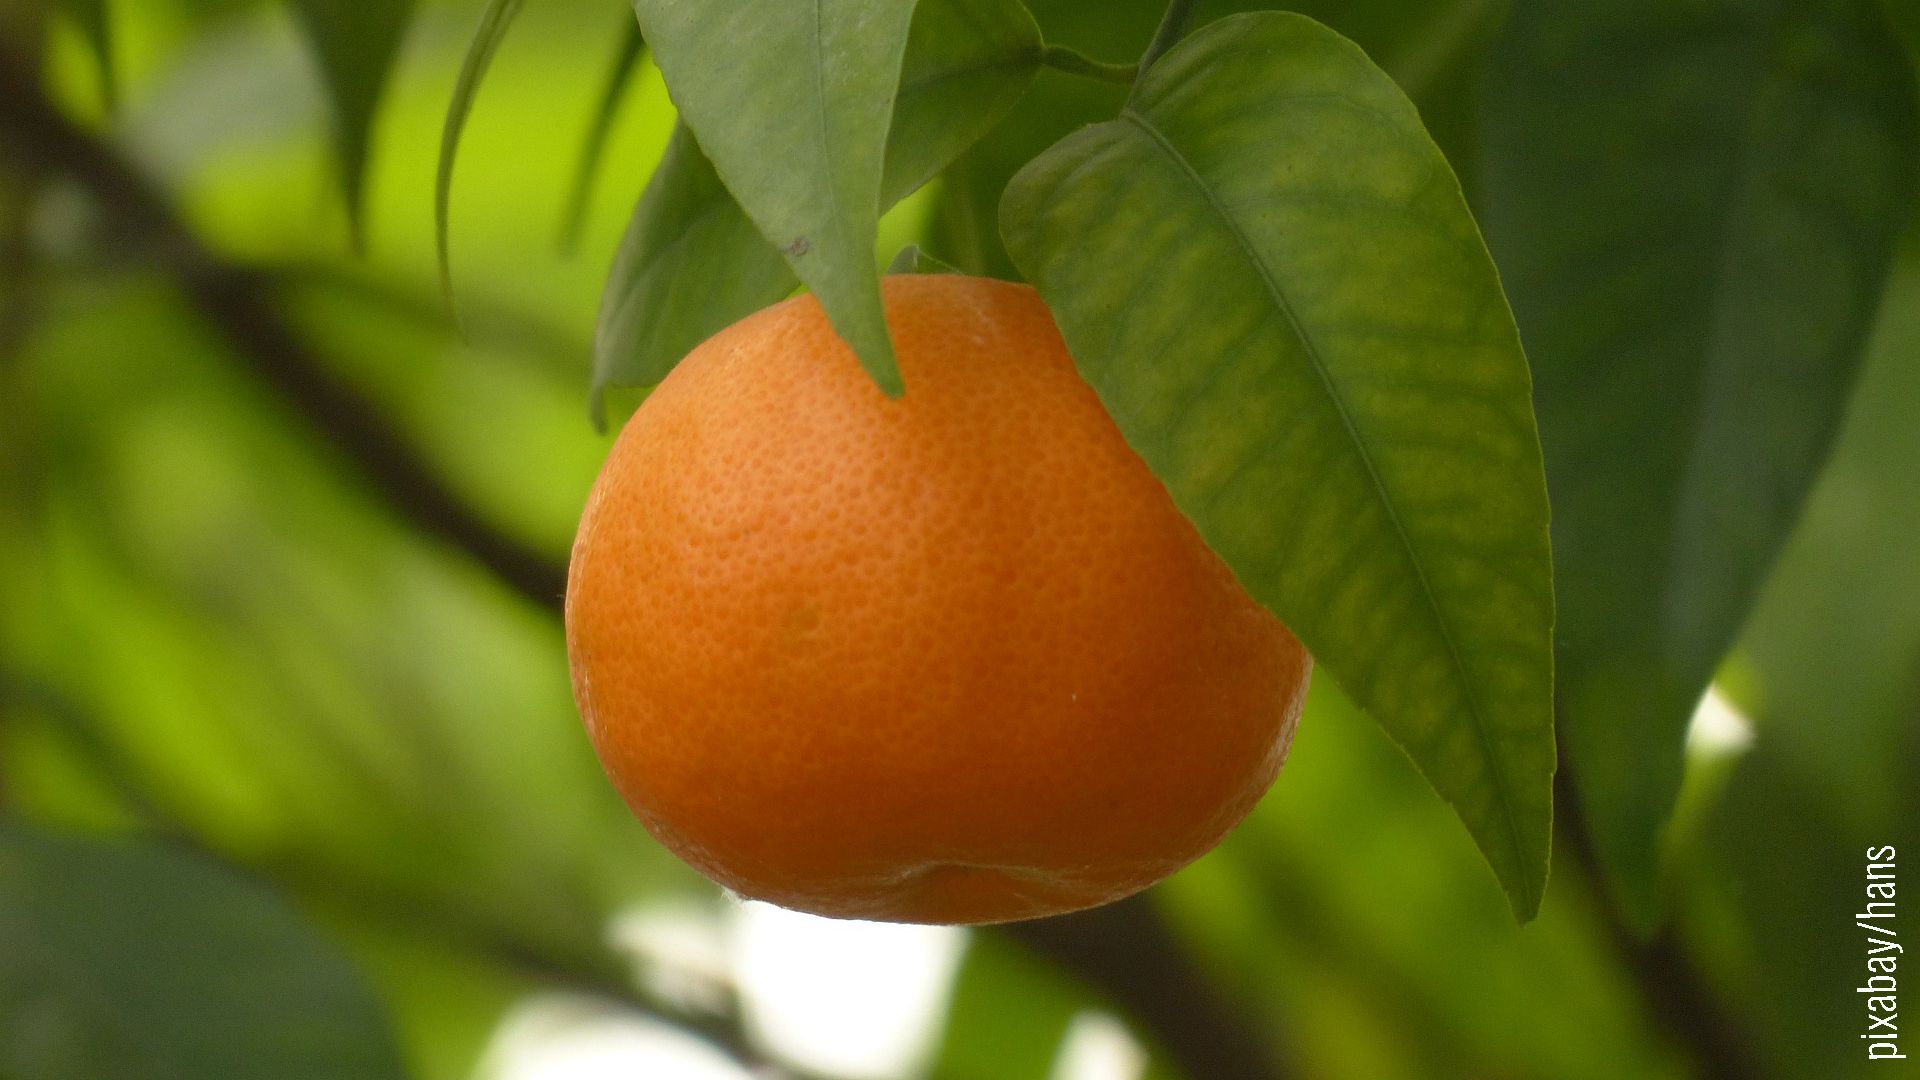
[1039,43,1138,85]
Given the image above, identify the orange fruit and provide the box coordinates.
[566,274,1310,924]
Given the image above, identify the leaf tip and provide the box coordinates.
[588,384,609,435]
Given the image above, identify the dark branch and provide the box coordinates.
[1553,767,1764,1080]
[1002,895,1289,1080]
[0,53,566,612]
[0,671,824,1080]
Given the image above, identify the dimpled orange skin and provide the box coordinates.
[565,274,1310,924]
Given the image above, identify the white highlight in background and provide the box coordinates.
[732,902,969,1080]
[1685,684,1756,759]
[1049,1011,1149,1080]
[478,994,752,1080]
[609,897,735,1015]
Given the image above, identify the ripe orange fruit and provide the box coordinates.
[566,274,1310,924]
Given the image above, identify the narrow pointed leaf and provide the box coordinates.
[559,17,647,254]
[288,0,414,249]
[1480,0,1919,928]
[436,0,525,310]
[0,824,406,1080]
[630,0,921,394]
[1002,12,1556,919]
[592,0,1039,416]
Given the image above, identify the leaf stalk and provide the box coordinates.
[1040,43,1138,84]
[1137,0,1200,76]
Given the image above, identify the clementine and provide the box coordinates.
[565,274,1310,924]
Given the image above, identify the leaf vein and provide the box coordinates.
[1117,107,1536,909]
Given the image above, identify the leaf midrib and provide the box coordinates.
[1117,106,1538,912]
[808,0,849,255]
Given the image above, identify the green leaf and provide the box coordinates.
[55,0,115,109]
[558,16,647,254]
[629,0,921,394]
[926,0,1504,278]
[591,0,1039,417]
[926,0,1171,279]
[1001,12,1556,919]
[0,824,405,1080]
[590,124,795,429]
[880,0,1041,203]
[1883,0,1920,68]
[1480,0,1920,929]
[436,0,525,312]
[287,0,415,249]
[1730,247,1920,825]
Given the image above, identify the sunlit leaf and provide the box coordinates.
[629,0,921,393]
[1002,12,1556,919]
[436,0,525,310]
[1480,0,1920,929]
[287,0,414,249]
[0,824,406,1080]
[558,16,647,254]
[591,0,1039,418]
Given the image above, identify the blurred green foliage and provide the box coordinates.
[2,1,1916,1079]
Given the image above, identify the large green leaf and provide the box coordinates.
[929,0,1506,279]
[286,0,414,248]
[1480,0,1919,929]
[0,824,405,1080]
[629,0,920,393]
[1665,246,1920,1080]
[1264,0,1508,196]
[1730,247,1920,829]
[1002,13,1556,919]
[592,0,1040,416]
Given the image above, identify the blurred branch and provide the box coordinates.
[0,671,824,1080]
[0,52,567,612]
[0,49,1294,1080]
[1002,896,1291,1080]
[0,1,44,370]
[280,260,589,375]
[1554,767,1765,1080]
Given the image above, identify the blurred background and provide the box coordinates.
[1,1,1916,1078]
